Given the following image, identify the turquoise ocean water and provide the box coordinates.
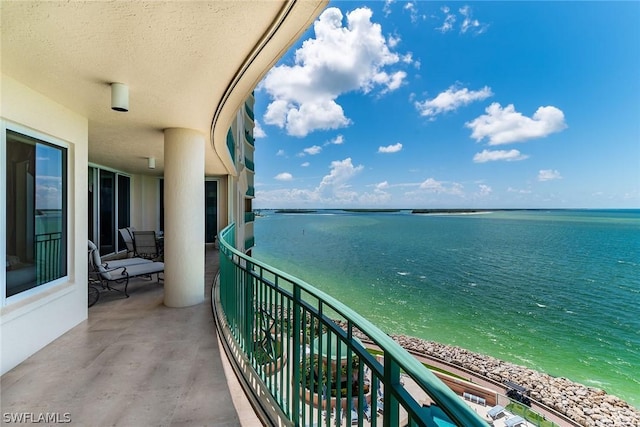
[252,209,640,408]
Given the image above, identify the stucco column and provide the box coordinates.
[163,128,205,307]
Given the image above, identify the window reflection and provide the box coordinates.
[5,130,67,297]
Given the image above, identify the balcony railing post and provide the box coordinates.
[292,285,302,424]
[383,354,400,427]
[243,263,253,355]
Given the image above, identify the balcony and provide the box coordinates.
[244,102,255,122]
[244,157,255,172]
[245,211,255,223]
[226,128,235,163]
[214,223,488,426]
[244,236,255,251]
[244,130,255,147]
[2,230,566,426]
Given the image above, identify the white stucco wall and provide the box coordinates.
[1,75,88,375]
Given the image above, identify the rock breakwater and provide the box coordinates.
[389,334,639,427]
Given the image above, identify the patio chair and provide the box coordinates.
[90,259,164,298]
[118,227,135,255]
[88,240,151,270]
[133,230,162,260]
[505,415,526,427]
[487,404,505,420]
[88,240,162,297]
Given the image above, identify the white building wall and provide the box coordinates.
[1,75,88,374]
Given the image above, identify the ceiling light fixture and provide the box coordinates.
[148,157,156,169]
[111,83,129,112]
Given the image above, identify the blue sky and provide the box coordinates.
[252,1,639,209]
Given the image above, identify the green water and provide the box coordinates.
[253,209,640,407]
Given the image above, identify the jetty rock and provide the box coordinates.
[386,334,639,427]
[330,320,639,426]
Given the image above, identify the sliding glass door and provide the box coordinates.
[88,167,130,255]
[99,170,116,254]
[205,180,218,244]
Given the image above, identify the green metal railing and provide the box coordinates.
[215,223,487,427]
[246,186,255,197]
[245,236,255,250]
[245,130,255,146]
[245,157,255,172]
[36,232,64,284]
[245,102,255,122]
[245,211,256,223]
[226,128,235,162]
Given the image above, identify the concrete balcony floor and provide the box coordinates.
[1,246,250,426]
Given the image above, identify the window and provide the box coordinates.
[205,180,218,243]
[5,128,67,298]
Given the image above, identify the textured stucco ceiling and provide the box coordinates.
[1,0,326,176]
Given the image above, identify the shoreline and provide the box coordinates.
[331,319,639,426]
[389,333,639,427]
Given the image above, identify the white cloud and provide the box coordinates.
[260,7,407,137]
[538,169,562,181]
[326,134,344,145]
[255,188,321,206]
[316,158,364,199]
[359,187,392,204]
[459,5,488,35]
[276,149,285,156]
[303,145,322,156]
[383,0,395,17]
[466,103,567,145]
[256,158,372,207]
[259,158,365,206]
[301,162,310,167]
[435,5,488,35]
[477,184,492,196]
[418,178,464,195]
[287,101,352,137]
[275,172,293,181]
[253,120,266,138]
[375,181,390,190]
[378,143,403,153]
[386,71,407,92]
[508,187,532,194]
[388,34,401,48]
[263,100,290,128]
[473,149,529,163]
[415,85,493,118]
[403,2,419,23]
[435,6,456,33]
[36,176,63,209]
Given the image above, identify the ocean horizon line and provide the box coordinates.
[257,207,640,213]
